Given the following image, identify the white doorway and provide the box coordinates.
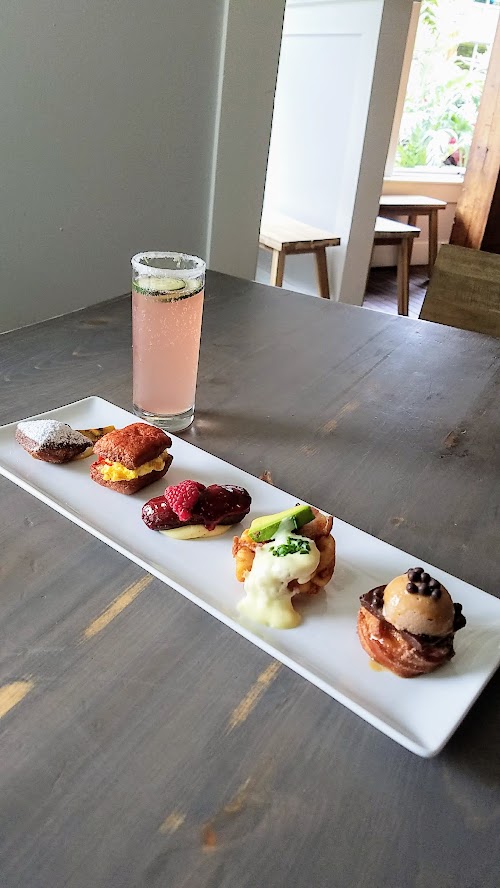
[258,0,415,303]
[207,0,414,306]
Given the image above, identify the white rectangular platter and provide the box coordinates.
[1,397,499,757]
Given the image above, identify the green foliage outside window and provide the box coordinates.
[396,0,495,170]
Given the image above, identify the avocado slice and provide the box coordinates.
[248,504,314,543]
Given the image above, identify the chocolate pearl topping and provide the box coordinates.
[406,567,442,599]
[408,567,423,582]
[453,602,466,631]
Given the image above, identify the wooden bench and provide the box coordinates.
[373,216,420,316]
[259,213,341,299]
[379,195,447,277]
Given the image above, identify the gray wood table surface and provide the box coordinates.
[1,271,499,888]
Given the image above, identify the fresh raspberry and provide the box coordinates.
[165,480,205,522]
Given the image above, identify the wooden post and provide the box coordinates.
[481,170,500,254]
[450,17,500,251]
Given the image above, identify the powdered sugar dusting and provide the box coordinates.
[17,420,89,449]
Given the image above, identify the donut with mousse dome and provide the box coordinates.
[357,566,466,677]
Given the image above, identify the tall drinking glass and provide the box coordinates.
[131,251,205,432]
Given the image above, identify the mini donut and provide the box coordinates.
[357,568,466,677]
[16,420,91,463]
[232,508,336,595]
[90,423,172,495]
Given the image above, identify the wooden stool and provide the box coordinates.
[379,195,447,277]
[259,213,340,299]
[373,216,420,316]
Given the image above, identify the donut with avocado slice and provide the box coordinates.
[233,508,335,592]
[232,507,336,630]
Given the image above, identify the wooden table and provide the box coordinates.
[260,213,341,298]
[1,272,500,888]
[379,194,447,277]
[373,215,420,315]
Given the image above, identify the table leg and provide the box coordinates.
[397,238,410,316]
[314,247,330,299]
[407,213,418,266]
[428,209,438,277]
[270,249,285,287]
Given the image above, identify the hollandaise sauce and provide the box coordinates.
[238,525,320,629]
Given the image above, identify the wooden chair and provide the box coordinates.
[259,213,340,299]
[373,216,420,316]
[419,244,500,336]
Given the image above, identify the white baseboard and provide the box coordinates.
[372,240,438,268]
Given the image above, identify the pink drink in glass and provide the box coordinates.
[131,252,205,432]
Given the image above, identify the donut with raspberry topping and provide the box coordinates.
[142,481,251,538]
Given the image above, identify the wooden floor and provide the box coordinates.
[363,265,428,318]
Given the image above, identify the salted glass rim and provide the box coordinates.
[131,251,206,280]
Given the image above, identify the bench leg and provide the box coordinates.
[363,244,375,301]
[314,246,330,299]
[397,239,410,316]
[407,213,418,266]
[270,249,285,287]
[428,209,438,277]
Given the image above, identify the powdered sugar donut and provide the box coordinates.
[15,420,90,463]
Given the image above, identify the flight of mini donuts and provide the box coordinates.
[15,418,465,671]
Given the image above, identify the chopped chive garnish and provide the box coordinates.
[270,537,311,557]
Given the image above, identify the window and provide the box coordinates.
[389,0,499,175]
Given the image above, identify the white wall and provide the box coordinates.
[260,0,414,303]
[207,0,286,280]
[0,1,224,332]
